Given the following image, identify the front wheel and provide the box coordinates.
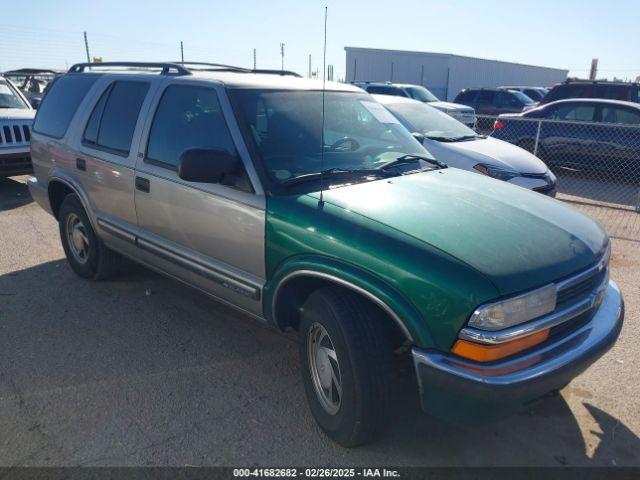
[299,287,395,447]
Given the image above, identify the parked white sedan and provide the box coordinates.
[373,94,557,196]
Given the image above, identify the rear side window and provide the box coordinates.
[477,91,495,103]
[454,90,476,103]
[601,106,640,125]
[597,84,632,101]
[33,75,98,138]
[548,104,596,122]
[547,84,592,102]
[495,91,521,107]
[82,81,149,155]
[146,85,238,168]
[366,86,406,97]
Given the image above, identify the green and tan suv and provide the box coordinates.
[28,62,623,447]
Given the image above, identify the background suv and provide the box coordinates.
[354,82,476,127]
[454,88,536,115]
[540,80,640,106]
[0,76,35,177]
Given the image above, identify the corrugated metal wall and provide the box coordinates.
[345,48,568,101]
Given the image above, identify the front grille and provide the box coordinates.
[0,121,32,146]
[556,268,607,309]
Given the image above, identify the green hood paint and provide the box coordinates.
[265,168,607,351]
[310,168,607,295]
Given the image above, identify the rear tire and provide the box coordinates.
[58,194,121,280]
[299,287,395,447]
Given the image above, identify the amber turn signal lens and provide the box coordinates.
[451,329,550,363]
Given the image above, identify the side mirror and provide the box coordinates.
[411,132,426,144]
[177,148,241,184]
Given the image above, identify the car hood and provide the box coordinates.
[311,168,607,295]
[428,101,473,112]
[0,108,35,121]
[424,136,548,174]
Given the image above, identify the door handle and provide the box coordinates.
[76,158,86,171]
[135,176,150,193]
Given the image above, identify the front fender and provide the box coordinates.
[264,254,434,347]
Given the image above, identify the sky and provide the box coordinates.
[1,0,638,83]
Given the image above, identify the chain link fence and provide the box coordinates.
[474,114,640,241]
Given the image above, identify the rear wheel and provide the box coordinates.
[299,287,395,447]
[58,194,121,280]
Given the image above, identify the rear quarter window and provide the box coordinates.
[33,75,98,138]
[82,81,149,155]
[454,90,476,103]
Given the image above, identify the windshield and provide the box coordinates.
[0,81,29,109]
[405,86,439,103]
[510,90,535,105]
[231,90,431,192]
[384,101,476,140]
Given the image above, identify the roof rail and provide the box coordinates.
[175,63,302,77]
[68,62,191,75]
[171,61,251,73]
[251,69,302,78]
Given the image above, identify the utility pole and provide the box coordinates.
[589,59,598,80]
[280,43,285,71]
[180,41,184,63]
[308,54,312,78]
[83,31,91,63]
[253,48,257,69]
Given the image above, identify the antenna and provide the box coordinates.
[319,6,328,206]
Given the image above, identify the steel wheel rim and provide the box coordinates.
[66,213,90,264]
[307,322,342,415]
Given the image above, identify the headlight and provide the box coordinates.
[473,163,520,181]
[468,284,557,331]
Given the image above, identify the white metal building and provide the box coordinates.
[345,47,568,101]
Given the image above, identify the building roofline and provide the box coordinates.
[344,46,569,74]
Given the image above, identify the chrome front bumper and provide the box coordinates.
[412,280,623,419]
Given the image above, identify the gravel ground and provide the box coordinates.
[0,175,638,466]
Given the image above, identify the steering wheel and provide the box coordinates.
[328,136,360,152]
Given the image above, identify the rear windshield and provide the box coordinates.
[33,75,97,138]
[384,101,475,140]
[405,86,439,103]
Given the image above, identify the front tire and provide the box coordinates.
[299,287,394,447]
[58,194,120,280]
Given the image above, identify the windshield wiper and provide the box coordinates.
[427,134,479,142]
[376,154,447,171]
[280,168,390,187]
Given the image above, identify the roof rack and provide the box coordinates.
[251,69,302,77]
[171,61,252,73]
[68,62,192,75]
[4,68,63,75]
[175,63,302,77]
[67,61,305,78]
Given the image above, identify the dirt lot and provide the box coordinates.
[0,175,638,466]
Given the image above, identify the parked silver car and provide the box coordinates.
[374,94,557,195]
[353,81,477,127]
